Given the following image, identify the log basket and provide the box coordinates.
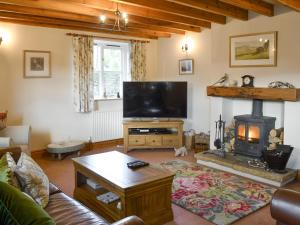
[263,145,293,172]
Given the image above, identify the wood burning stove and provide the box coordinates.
[234,99,276,158]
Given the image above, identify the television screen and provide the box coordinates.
[123,82,187,118]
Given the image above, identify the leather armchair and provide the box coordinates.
[0,148,145,225]
[271,188,300,225]
[112,216,145,225]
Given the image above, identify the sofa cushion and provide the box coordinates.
[49,183,61,195]
[15,152,49,208]
[0,147,21,163]
[0,155,11,184]
[46,192,109,225]
[0,181,55,225]
[5,152,20,188]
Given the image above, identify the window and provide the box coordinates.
[93,40,130,100]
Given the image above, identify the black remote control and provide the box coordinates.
[127,160,149,169]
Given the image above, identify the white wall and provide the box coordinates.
[0,22,157,150]
[2,5,300,161]
[210,7,300,169]
[153,31,213,133]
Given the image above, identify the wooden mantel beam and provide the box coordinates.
[207,86,300,102]
[167,0,248,21]
[219,0,274,16]
[277,0,300,11]
[115,0,226,24]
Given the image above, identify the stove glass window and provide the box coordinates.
[237,124,246,141]
[248,125,260,144]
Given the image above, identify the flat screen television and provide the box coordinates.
[123,81,187,118]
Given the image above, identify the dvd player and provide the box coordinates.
[129,128,173,135]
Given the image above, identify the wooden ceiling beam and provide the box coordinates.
[114,0,226,24]
[0,0,206,30]
[128,16,203,32]
[277,0,300,11]
[219,0,274,16]
[0,3,185,35]
[166,0,248,20]
[0,17,158,39]
[0,11,164,39]
[63,0,210,28]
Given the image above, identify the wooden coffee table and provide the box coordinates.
[72,151,174,225]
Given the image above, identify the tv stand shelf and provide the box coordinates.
[123,120,183,153]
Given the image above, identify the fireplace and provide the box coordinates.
[234,99,276,158]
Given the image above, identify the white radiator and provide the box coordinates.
[92,111,123,142]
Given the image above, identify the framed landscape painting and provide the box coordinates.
[179,59,194,75]
[230,31,277,67]
[24,50,51,78]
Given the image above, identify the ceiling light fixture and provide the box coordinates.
[100,3,128,31]
[100,15,106,23]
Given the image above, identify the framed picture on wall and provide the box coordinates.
[179,59,194,75]
[24,50,51,78]
[229,31,277,67]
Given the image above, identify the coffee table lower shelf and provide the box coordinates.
[73,153,174,225]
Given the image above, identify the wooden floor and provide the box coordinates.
[33,146,300,225]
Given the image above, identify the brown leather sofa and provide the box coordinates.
[1,147,145,225]
[271,188,300,225]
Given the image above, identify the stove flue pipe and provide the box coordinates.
[252,99,263,117]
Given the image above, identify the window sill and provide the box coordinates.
[94,98,123,101]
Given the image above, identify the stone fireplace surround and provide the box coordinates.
[208,96,300,170]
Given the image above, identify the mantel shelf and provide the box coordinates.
[207,86,300,102]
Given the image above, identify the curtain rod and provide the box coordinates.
[66,33,150,43]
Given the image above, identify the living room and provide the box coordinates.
[1,1,300,225]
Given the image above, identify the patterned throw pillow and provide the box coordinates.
[15,153,49,208]
[5,153,21,188]
[0,154,11,184]
[0,111,7,131]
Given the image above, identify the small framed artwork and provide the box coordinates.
[179,59,194,75]
[230,31,277,67]
[24,50,51,78]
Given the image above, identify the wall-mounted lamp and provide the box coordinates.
[181,36,193,55]
[0,37,2,45]
[181,42,189,54]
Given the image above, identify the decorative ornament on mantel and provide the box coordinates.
[99,3,128,31]
[211,73,229,86]
[241,75,254,87]
[268,81,295,89]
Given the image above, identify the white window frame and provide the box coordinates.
[93,40,130,100]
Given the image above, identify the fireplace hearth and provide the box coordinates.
[234,99,276,158]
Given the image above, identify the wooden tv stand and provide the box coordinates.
[123,120,183,153]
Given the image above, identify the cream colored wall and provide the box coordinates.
[0,22,157,151]
[155,5,300,168]
[153,30,213,133]
[2,5,300,155]
[210,7,300,169]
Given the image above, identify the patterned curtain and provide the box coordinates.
[72,36,94,113]
[130,40,147,81]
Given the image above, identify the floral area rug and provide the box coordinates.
[159,160,276,225]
